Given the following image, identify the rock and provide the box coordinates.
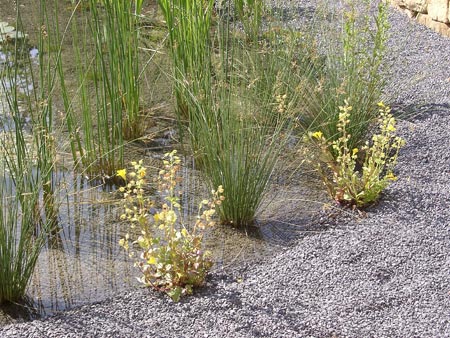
[417,12,450,33]
[428,0,449,23]
[390,0,450,36]
[404,0,430,13]
[0,22,28,44]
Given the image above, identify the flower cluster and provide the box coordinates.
[117,160,150,229]
[275,93,288,114]
[117,150,224,301]
[309,101,405,207]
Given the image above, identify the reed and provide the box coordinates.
[182,20,301,226]
[158,0,214,121]
[234,0,264,41]
[62,0,128,177]
[58,0,146,177]
[296,0,390,155]
[102,0,144,140]
[0,165,51,304]
[0,3,57,303]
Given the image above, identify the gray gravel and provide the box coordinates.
[1,1,450,337]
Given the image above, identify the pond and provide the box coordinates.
[0,158,325,326]
[0,0,328,326]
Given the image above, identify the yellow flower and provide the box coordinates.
[387,124,396,132]
[138,167,146,178]
[166,210,177,224]
[311,131,323,139]
[147,256,158,265]
[352,148,358,156]
[181,228,188,237]
[116,169,127,180]
[385,172,397,181]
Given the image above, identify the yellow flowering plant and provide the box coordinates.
[309,101,405,208]
[117,150,224,301]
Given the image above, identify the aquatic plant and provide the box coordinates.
[0,1,59,223]
[158,0,214,120]
[0,5,57,302]
[118,151,224,301]
[102,0,144,140]
[234,0,264,41]
[60,0,146,178]
[297,0,390,155]
[308,101,405,207]
[182,21,303,226]
[0,21,27,44]
[0,172,49,304]
[61,0,140,177]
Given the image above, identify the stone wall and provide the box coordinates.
[391,0,450,37]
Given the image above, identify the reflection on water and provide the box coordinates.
[0,169,135,326]
[0,160,326,327]
[0,15,146,325]
[29,174,136,316]
[0,44,38,132]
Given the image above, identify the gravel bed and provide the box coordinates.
[1,1,449,337]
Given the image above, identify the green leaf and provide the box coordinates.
[167,287,182,302]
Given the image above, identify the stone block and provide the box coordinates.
[404,0,430,13]
[390,0,450,36]
[428,0,449,23]
[392,0,406,7]
[417,12,450,35]
[402,7,418,18]
[416,13,432,25]
[429,19,450,35]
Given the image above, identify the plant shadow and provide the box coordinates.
[391,101,450,121]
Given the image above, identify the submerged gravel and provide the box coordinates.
[1,1,449,337]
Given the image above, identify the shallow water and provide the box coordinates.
[0,157,326,326]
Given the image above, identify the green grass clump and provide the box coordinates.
[0,167,52,304]
[158,0,214,121]
[61,0,146,177]
[297,0,390,155]
[184,24,302,226]
[0,2,65,303]
[234,0,264,41]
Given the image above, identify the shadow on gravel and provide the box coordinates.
[391,102,450,121]
[0,298,40,326]
[246,218,330,246]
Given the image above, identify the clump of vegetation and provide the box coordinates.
[0,168,52,304]
[158,0,214,120]
[191,63,297,227]
[297,0,390,154]
[234,0,264,41]
[118,151,224,301]
[0,3,58,304]
[308,101,405,207]
[160,0,303,226]
[62,0,146,178]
